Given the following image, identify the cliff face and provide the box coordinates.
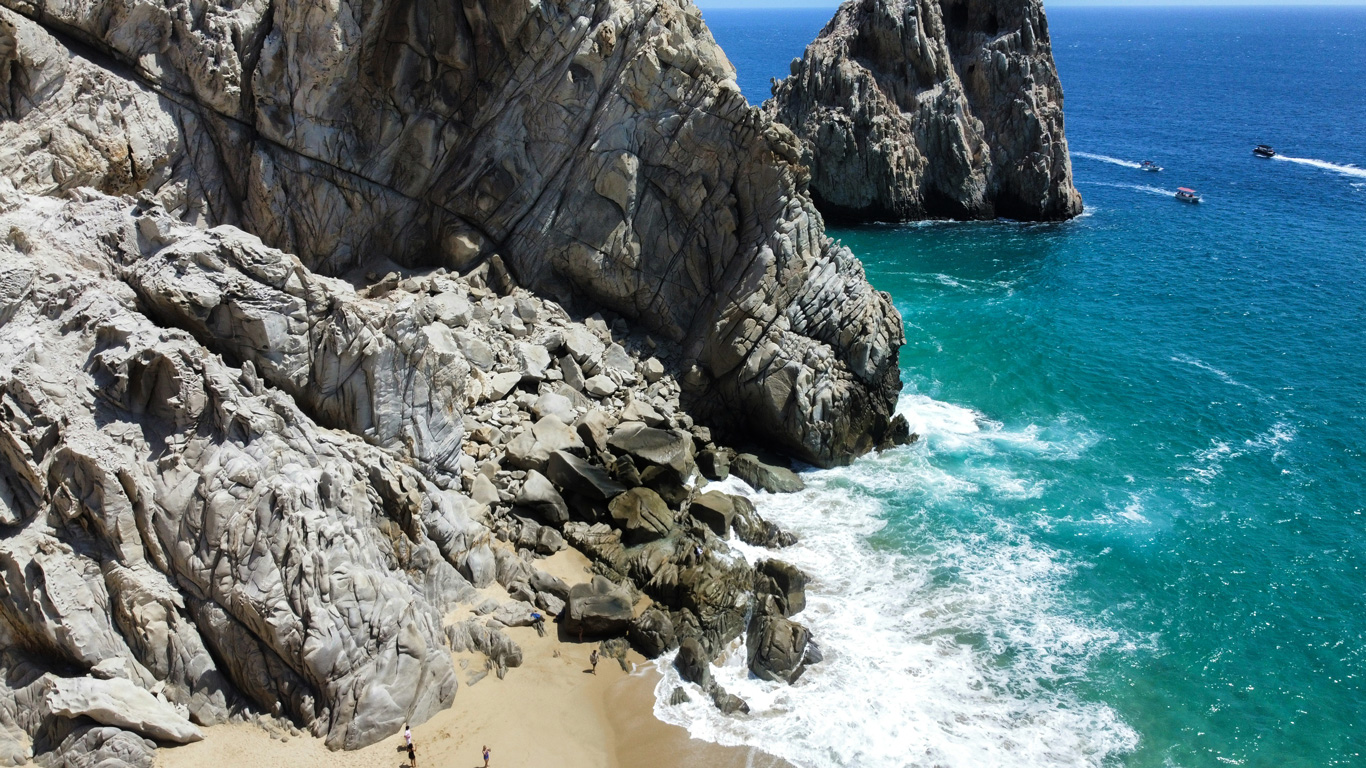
[0,0,906,466]
[0,2,907,764]
[766,0,1082,222]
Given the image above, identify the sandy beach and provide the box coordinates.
[156,548,790,768]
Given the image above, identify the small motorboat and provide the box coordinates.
[1254,144,1276,158]
[1175,187,1201,203]
[1140,160,1163,172]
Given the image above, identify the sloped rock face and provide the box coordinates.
[0,189,817,760]
[0,196,465,752]
[0,0,906,467]
[767,0,1082,222]
[0,0,915,760]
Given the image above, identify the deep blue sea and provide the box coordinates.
[654,6,1366,768]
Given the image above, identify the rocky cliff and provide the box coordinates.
[0,1,909,764]
[766,0,1082,222]
[0,0,907,466]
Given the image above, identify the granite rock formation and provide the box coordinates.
[0,0,908,466]
[767,0,1083,222]
[0,0,911,762]
[0,188,816,762]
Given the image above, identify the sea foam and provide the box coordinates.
[653,394,1136,768]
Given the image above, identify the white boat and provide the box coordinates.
[1175,187,1201,203]
[1141,160,1163,172]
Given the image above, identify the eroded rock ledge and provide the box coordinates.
[766,0,1083,222]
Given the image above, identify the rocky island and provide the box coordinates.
[767,0,1082,222]
[0,0,909,764]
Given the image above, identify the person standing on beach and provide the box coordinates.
[407,741,417,768]
[403,723,412,748]
[589,648,599,674]
[482,745,491,767]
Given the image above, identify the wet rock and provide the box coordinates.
[628,608,678,658]
[668,687,691,706]
[688,491,736,537]
[756,559,808,617]
[673,638,711,688]
[709,685,750,715]
[732,454,805,494]
[732,496,799,548]
[696,449,730,481]
[746,599,812,684]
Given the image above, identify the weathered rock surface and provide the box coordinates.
[746,599,813,684]
[563,576,635,638]
[756,559,809,617]
[732,454,806,494]
[0,0,906,467]
[0,200,463,752]
[0,0,958,752]
[42,675,203,744]
[768,0,1082,223]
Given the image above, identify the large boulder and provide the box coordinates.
[506,415,586,472]
[628,608,678,658]
[732,454,806,494]
[562,576,635,638]
[515,470,570,525]
[756,559,808,617]
[43,675,203,744]
[608,488,676,544]
[673,637,711,688]
[746,602,812,684]
[607,423,696,483]
[545,451,627,503]
[688,491,737,537]
[767,0,1082,223]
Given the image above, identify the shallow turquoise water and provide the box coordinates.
[669,6,1366,767]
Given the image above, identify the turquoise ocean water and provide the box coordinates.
[653,7,1366,768]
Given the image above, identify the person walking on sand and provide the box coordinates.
[407,741,417,768]
[590,648,599,675]
[482,745,491,767]
[403,723,412,748]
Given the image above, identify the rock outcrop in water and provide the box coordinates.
[766,0,1083,222]
[0,0,910,762]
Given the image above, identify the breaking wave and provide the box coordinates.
[652,394,1136,768]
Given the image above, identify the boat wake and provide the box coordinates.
[1073,151,1143,169]
[1078,180,1174,198]
[652,394,1137,768]
[1271,154,1366,179]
